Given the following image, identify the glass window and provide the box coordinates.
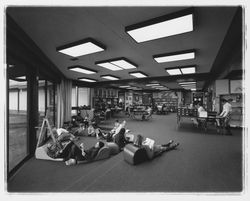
[71,86,77,115]
[38,80,46,124]
[47,81,56,126]
[8,78,28,171]
[78,87,90,106]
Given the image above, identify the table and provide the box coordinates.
[197,116,224,133]
[129,110,148,120]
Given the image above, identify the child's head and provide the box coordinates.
[134,135,143,147]
[95,141,105,148]
[114,120,120,127]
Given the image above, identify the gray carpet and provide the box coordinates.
[8,113,243,192]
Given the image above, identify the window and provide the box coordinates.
[8,78,28,172]
[78,87,90,106]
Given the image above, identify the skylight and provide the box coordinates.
[57,38,105,57]
[126,9,193,43]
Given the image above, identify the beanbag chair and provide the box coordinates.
[123,144,148,165]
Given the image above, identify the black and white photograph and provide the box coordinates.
[1,0,249,200]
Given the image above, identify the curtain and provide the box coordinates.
[56,78,72,128]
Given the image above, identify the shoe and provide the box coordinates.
[162,140,174,147]
[65,159,76,166]
[173,142,180,148]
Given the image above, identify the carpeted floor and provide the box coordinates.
[7,113,243,193]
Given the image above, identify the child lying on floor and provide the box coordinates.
[64,141,105,165]
[134,134,179,159]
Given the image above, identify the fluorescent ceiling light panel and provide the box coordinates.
[111,59,137,69]
[182,85,196,88]
[96,58,137,71]
[57,39,105,57]
[151,85,164,88]
[126,9,193,43]
[146,83,160,86]
[16,76,26,80]
[97,62,122,71]
[179,81,196,85]
[68,66,97,74]
[166,69,182,75]
[101,75,119,81]
[129,72,148,78]
[78,78,97,82]
[180,67,196,74]
[154,52,195,63]
[119,85,131,88]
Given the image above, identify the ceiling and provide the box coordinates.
[6,6,239,91]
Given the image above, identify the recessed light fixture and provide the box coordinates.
[180,66,196,74]
[191,88,196,91]
[129,71,148,78]
[179,81,196,85]
[68,66,97,74]
[15,76,26,80]
[166,68,182,75]
[96,58,137,71]
[151,85,164,88]
[166,66,196,76]
[97,62,122,71]
[111,58,137,69]
[154,50,195,63]
[146,83,160,86]
[125,8,194,43]
[57,38,105,57]
[78,77,97,83]
[119,85,131,88]
[101,75,120,81]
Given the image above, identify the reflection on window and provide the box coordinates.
[8,78,28,171]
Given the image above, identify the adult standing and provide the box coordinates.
[219,99,233,135]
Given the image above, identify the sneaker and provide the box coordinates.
[65,159,76,166]
[173,142,180,148]
[162,140,174,147]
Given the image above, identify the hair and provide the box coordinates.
[221,98,227,102]
[134,134,144,147]
[98,141,105,148]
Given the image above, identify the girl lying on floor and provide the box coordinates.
[134,135,180,159]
